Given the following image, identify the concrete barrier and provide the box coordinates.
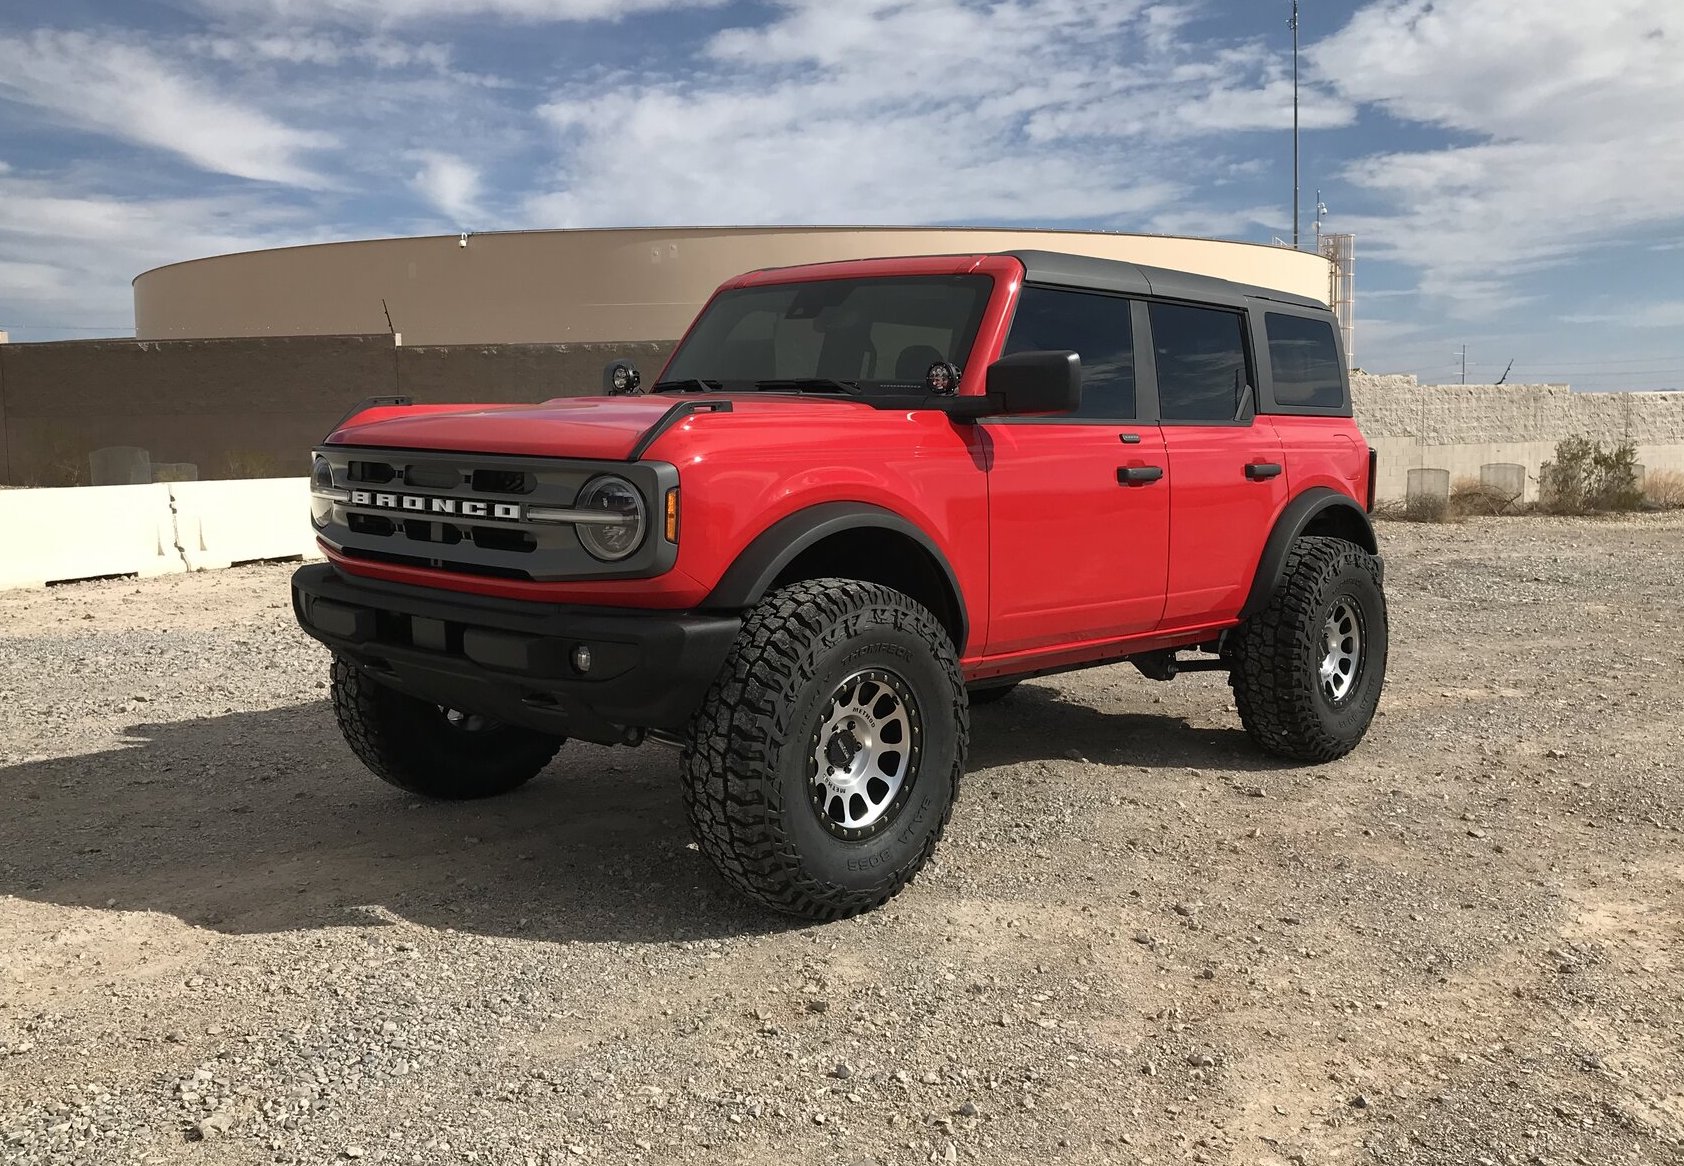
[0,478,322,590]
[170,478,320,572]
[0,483,184,588]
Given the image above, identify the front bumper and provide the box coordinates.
[291,563,741,745]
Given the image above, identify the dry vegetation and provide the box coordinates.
[1643,468,1684,510]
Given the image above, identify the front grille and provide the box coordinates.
[314,447,679,583]
[347,460,397,484]
[340,546,536,581]
[472,468,533,494]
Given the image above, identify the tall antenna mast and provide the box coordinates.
[1291,0,1301,248]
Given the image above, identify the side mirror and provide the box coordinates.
[986,350,1081,415]
[603,360,642,395]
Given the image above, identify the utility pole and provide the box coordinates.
[1291,0,1301,248]
[1460,344,1468,385]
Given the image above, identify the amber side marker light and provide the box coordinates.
[665,488,680,542]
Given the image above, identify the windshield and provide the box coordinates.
[660,275,992,393]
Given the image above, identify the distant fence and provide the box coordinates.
[0,334,674,487]
[5,339,1683,502]
[1353,374,1684,503]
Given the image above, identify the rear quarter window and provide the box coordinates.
[1266,313,1345,409]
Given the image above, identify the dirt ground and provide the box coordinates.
[1,513,1681,1166]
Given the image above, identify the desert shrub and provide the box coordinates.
[1538,436,1642,514]
[1643,469,1684,510]
[1449,475,1514,517]
[220,449,285,480]
[17,431,88,487]
[1373,496,1456,523]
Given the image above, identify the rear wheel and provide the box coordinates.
[1228,537,1387,761]
[682,579,967,920]
[330,657,565,799]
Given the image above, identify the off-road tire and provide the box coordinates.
[967,682,1019,707]
[330,657,564,799]
[682,579,968,920]
[1228,536,1387,762]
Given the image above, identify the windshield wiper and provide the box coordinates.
[749,378,863,396]
[651,378,723,394]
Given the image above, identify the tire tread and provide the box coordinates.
[1229,536,1387,762]
[681,579,967,920]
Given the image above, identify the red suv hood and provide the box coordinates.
[326,396,686,462]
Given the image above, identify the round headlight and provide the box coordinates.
[575,475,646,562]
[311,456,334,492]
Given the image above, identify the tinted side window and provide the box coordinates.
[1002,286,1134,418]
[1149,302,1250,422]
[1266,312,1345,408]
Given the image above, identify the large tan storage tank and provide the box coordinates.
[135,226,1332,346]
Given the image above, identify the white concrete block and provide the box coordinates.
[0,483,183,589]
[170,478,320,572]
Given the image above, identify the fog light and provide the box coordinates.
[571,644,592,673]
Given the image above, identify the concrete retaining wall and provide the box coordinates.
[1352,375,1684,502]
[0,478,320,590]
[0,335,675,488]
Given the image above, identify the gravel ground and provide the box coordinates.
[1,513,1681,1166]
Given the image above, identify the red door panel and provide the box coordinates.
[1159,422,1287,628]
[983,423,1169,657]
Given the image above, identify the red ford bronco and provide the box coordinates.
[292,250,1385,919]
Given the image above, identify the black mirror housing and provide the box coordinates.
[985,350,1081,415]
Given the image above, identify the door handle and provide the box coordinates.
[1244,462,1283,480]
[1117,465,1164,485]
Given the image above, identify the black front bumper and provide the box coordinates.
[291,563,741,745]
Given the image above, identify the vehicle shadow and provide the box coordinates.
[2,687,1292,944]
[2,701,783,944]
[967,679,1298,774]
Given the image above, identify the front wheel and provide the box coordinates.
[330,657,565,799]
[1228,537,1387,762]
[682,579,968,920]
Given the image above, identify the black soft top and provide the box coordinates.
[1007,250,1327,312]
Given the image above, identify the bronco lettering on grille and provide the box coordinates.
[348,489,523,522]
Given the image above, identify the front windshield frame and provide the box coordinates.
[659,274,994,395]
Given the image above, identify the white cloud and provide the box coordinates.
[178,0,726,24]
[0,176,333,335]
[526,0,1343,229]
[1561,301,1684,329]
[183,32,453,70]
[1311,1,1684,305]
[0,31,336,187]
[409,152,484,224]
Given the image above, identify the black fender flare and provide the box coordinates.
[1239,488,1379,620]
[704,502,968,651]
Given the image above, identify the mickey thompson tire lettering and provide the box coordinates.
[1227,536,1388,762]
[329,657,565,799]
[680,579,967,921]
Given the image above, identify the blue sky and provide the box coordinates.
[2,0,1682,389]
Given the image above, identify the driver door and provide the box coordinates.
[982,287,1170,659]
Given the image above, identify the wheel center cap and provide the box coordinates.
[825,730,862,769]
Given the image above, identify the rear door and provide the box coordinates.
[1144,300,1288,629]
[982,285,1169,658]
[1258,307,1369,501]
